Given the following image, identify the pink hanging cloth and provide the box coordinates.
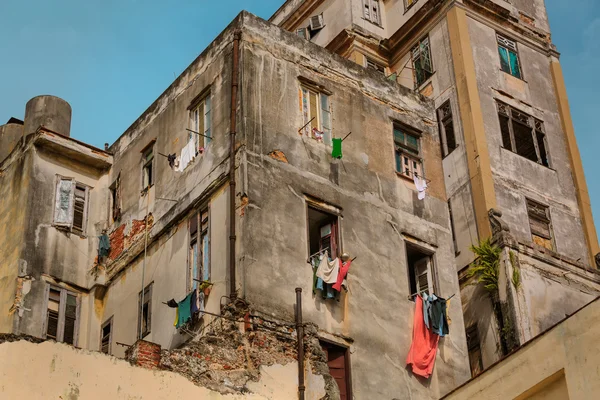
[332,259,351,291]
[406,295,440,378]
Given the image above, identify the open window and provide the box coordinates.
[411,36,433,88]
[406,243,434,299]
[394,123,423,179]
[437,101,457,158]
[44,285,79,345]
[189,93,211,154]
[54,176,90,235]
[109,174,121,223]
[321,341,352,400]
[141,142,155,190]
[307,203,340,260]
[138,283,153,339]
[299,82,332,145]
[365,57,385,74]
[189,207,210,291]
[101,317,113,355]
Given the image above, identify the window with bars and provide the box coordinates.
[406,244,434,299]
[437,101,457,158]
[411,36,433,87]
[393,124,423,179]
[497,34,522,79]
[405,0,418,11]
[44,285,79,345]
[189,94,212,154]
[138,283,153,339]
[189,207,210,291]
[363,0,381,25]
[101,317,113,355]
[299,84,332,145]
[53,177,90,235]
[497,102,550,167]
[142,144,154,190]
[527,199,554,251]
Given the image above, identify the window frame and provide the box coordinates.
[100,316,113,355]
[365,57,386,74]
[526,199,554,250]
[496,101,550,167]
[299,83,332,145]
[363,0,382,26]
[448,200,459,256]
[320,340,353,400]
[405,242,437,300]
[306,199,343,260]
[188,206,211,291]
[404,0,418,12]
[53,176,90,236]
[411,36,434,88]
[496,34,523,80]
[436,100,458,158]
[188,93,212,154]
[393,123,423,180]
[109,174,121,223]
[41,284,80,346]
[141,143,155,190]
[137,282,153,339]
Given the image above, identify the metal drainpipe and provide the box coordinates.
[229,31,241,298]
[296,288,305,400]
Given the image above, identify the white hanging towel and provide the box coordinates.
[413,175,428,200]
[176,138,196,172]
[316,251,340,284]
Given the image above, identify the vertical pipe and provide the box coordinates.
[229,32,240,298]
[295,288,305,400]
[139,194,149,340]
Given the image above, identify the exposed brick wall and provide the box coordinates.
[126,340,162,370]
[108,214,154,262]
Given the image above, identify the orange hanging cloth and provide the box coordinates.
[406,295,440,378]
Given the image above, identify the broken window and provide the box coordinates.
[101,317,113,355]
[405,0,418,11]
[363,0,381,25]
[394,124,423,179]
[189,207,210,290]
[299,84,332,145]
[527,199,554,251]
[54,177,90,235]
[141,143,155,190]
[497,102,550,167]
[437,101,457,157]
[189,93,211,153]
[366,57,385,74]
[307,202,341,259]
[321,341,352,400]
[109,174,121,223]
[497,34,522,79]
[44,285,79,345]
[466,325,483,377]
[406,244,434,299]
[138,283,153,339]
[411,36,433,87]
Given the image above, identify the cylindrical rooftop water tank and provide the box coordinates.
[24,95,72,137]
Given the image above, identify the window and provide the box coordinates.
[411,36,433,87]
[321,341,352,400]
[363,0,381,25]
[497,102,550,167]
[44,285,79,345]
[296,27,309,40]
[189,95,211,154]
[405,0,418,11]
[142,144,154,189]
[497,34,522,79]
[109,174,121,223]
[406,244,434,298]
[527,199,554,251]
[189,207,210,291]
[299,85,332,145]
[448,200,459,255]
[101,317,113,355]
[466,325,483,377]
[307,203,340,259]
[366,57,385,74]
[54,177,90,234]
[437,101,457,157]
[138,283,153,339]
[393,124,423,179]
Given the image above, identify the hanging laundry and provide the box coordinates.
[191,287,205,318]
[406,295,440,378]
[176,139,196,172]
[413,174,427,200]
[98,233,111,258]
[176,292,193,328]
[167,153,178,170]
[316,251,339,284]
[332,259,351,291]
[430,296,449,337]
[331,138,343,159]
[422,293,432,330]
[166,299,178,308]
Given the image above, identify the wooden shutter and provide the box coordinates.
[63,293,78,345]
[72,184,87,232]
[54,177,74,227]
[415,258,430,295]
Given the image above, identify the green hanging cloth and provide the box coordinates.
[332,138,343,159]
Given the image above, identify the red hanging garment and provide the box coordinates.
[406,295,440,378]
[332,259,351,291]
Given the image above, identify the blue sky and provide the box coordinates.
[1,1,599,228]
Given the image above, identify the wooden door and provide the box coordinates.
[322,342,351,400]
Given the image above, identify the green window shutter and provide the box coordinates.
[509,50,521,79]
[498,46,511,74]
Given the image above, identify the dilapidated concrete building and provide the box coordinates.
[0,1,599,399]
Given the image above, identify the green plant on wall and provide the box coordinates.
[509,250,521,289]
[467,238,501,293]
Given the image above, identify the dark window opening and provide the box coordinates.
[436,101,457,157]
[366,58,385,73]
[72,184,86,232]
[321,341,352,400]
[45,286,79,345]
[138,283,153,339]
[308,205,340,259]
[406,244,433,298]
[46,288,61,341]
[466,325,483,377]
[412,36,433,87]
[101,318,112,354]
[142,145,154,189]
[109,175,121,222]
